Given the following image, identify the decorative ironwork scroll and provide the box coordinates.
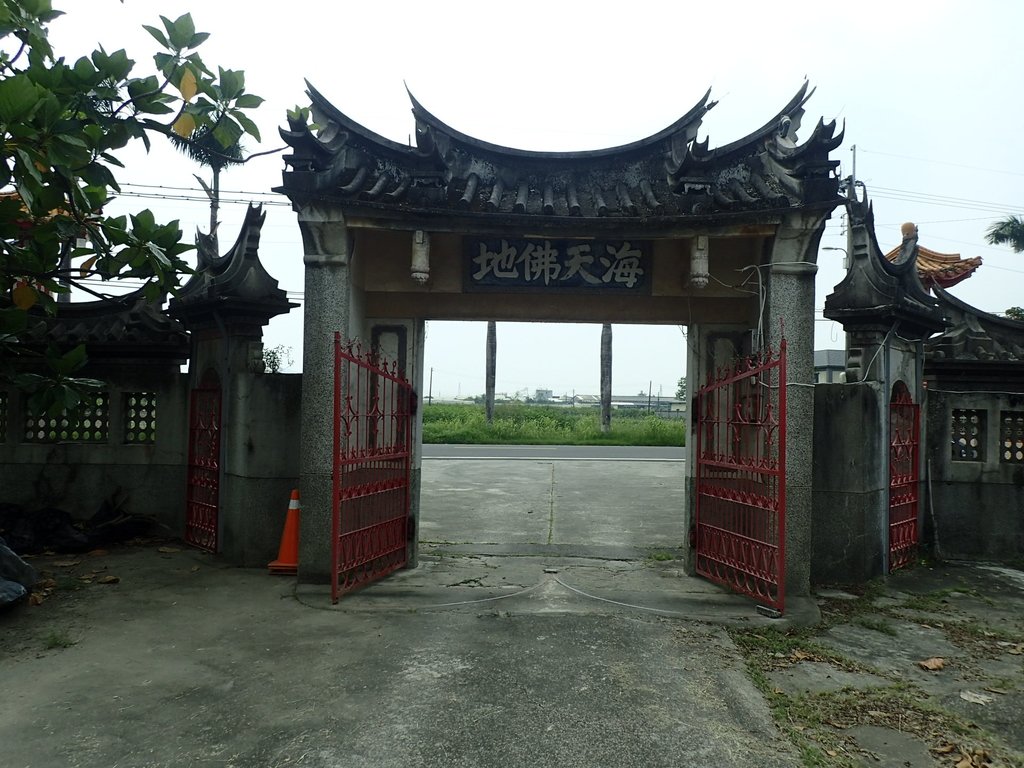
[889,382,920,571]
[695,341,786,612]
[332,333,414,603]
[185,386,221,552]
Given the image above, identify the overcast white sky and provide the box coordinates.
[50,1,1024,399]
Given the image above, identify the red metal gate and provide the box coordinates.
[332,333,414,603]
[695,341,786,612]
[185,386,221,552]
[888,382,920,571]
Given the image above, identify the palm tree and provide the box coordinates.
[985,215,1024,253]
[169,124,245,246]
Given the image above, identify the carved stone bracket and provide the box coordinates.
[298,205,353,266]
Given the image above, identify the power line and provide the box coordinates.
[857,147,1024,179]
[867,185,1023,216]
[115,189,291,207]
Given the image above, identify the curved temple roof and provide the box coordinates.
[277,82,843,227]
[927,285,1024,365]
[883,244,982,290]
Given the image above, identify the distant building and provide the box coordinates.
[814,349,845,383]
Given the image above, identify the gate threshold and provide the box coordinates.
[421,543,687,560]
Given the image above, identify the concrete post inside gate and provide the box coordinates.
[683,323,753,575]
[767,210,827,622]
[297,206,360,583]
[367,318,426,570]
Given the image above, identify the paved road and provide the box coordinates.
[421,456,687,556]
[423,444,685,461]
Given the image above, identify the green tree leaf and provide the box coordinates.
[0,74,40,121]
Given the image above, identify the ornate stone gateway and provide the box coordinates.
[277,81,843,612]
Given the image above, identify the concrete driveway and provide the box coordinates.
[1,453,799,768]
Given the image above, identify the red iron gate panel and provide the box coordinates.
[695,341,786,612]
[332,333,413,603]
[185,386,221,552]
[889,382,920,571]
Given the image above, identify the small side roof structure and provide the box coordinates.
[18,291,189,366]
[824,202,947,340]
[883,243,982,290]
[169,204,296,335]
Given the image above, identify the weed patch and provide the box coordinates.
[422,402,685,446]
[850,615,898,636]
[42,629,75,650]
[647,551,674,562]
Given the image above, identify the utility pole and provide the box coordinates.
[647,380,652,413]
[427,367,433,405]
[600,323,612,433]
[485,320,496,424]
[848,144,858,201]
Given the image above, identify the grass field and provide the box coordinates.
[421,402,685,446]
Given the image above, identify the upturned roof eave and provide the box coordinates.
[405,84,716,164]
[306,81,414,157]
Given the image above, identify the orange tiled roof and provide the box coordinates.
[883,244,982,290]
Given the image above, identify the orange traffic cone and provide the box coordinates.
[268,489,301,575]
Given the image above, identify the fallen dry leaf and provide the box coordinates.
[86,549,108,557]
[35,578,57,590]
[931,744,957,754]
[158,546,180,554]
[825,750,839,757]
[190,565,200,572]
[29,593,44,606]
[983,687,1008,695]
[918,657,946,671]
[97,575,120,585]
[52,560,80,568]
[956,757,972,768]
[959,690,993,705]
[790,649,813,661]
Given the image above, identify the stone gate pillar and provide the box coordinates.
[297,205,360,582]
[169,205,297,563]
[821,200,946,581]
[767,210,828,619]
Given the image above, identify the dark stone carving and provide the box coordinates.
[925,285,1024,391]
[824,191,948,382]
[169,204,296,336]
[824,193,946,339]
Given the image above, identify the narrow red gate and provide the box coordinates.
[888,382,920,571]
[695,341,786,612]
[332,333,414,603]
[185,385,221,552]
